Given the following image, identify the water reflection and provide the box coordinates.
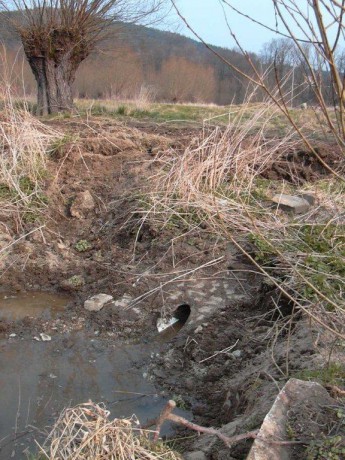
[0,291,70,321]
[0,334,188,459]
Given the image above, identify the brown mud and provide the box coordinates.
[261,143,343,183]
[0,117,344,459]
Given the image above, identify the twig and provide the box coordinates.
[198,339,239,364]
[153,400,176,442]
[149,400,258,447]
[167,412,258,447]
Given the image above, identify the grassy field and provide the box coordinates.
[75,99,322,131]
[4,96,337,140]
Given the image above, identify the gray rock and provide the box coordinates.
[247,378,336,460]
[184,451,207,460]
[70,190,95,219]
[300,193,316,205]
[231,350,242,358]
[112,293,133,309]
[272,194,310,214]
[84,293,113,312]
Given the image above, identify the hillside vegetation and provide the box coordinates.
[0,11,323,106]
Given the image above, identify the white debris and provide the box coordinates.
[112,293,133,309]
[84,294,113,312]
[157,316,179,333]
[9,333,17,338]
[40,333,52,342]
[231,350,242,358]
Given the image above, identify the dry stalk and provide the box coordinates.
[0,81,62,217]
[142,97,345,341]
[172,0,345,179]
[38,402,181,460]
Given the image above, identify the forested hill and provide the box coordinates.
[0,12,260,104]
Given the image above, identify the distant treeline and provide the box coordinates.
[0,14,342,106]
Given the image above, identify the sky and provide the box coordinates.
[164,0,292,54]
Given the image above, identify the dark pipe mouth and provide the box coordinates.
[173,303,191,324]
[156,304,191,338]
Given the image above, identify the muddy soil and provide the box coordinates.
[261,142,344,183]
[148,292,321,458]
[0,117,344,459]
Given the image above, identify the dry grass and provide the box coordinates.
[142,97,345,341]
[132,84,157,111]
[148,99,299,233]
[37,402,181,460]
[0,84,62,210]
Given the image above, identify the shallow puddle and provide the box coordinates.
[0,326,190,459]
[0,291,70,321]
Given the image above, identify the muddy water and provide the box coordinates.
[0,291,70,321]
[0,301,190,459]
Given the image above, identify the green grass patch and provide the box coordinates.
[294,363,345,386]
[74,240,93,252]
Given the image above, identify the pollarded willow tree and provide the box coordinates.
[1,0,167,115]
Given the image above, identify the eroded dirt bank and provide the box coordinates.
[0,117,344,459]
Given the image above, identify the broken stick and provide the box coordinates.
[145,399,259,447]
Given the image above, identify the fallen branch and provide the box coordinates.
[145,400,259,447]
[144,400,318,450]
[167,412,258,447]
[153,400,176,442]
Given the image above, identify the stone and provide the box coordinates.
[247,378,336,460]
[40,333,51,342]
[272,194,311,214]
[112,293,133,308]
[70,190,95,219]
[84,293,113,312]
[111,294,142,320]
[184,452,207,460]
[300,193,316,205]
[231,349,242,358]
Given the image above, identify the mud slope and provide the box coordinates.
[0,117,343,460]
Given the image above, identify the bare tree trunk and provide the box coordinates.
[26,54,76,116]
